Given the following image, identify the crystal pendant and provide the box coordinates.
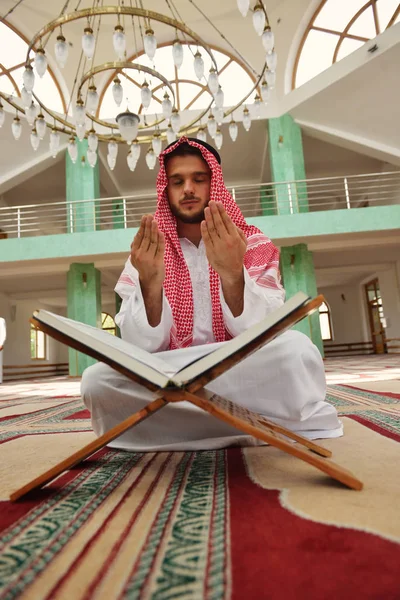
[113,25,126,59]
[82,27,95,59]
[74,99,86,126]
[35,48,47,78]
[30,127,40,151]
[86,85,99,114]
[262,26,275,53]
[108,139,118,159]
[172,39,184,69]
[265,69,276,88]
[112,77,123,106]
[166,124,176,145]
[107,153,116,171]
[261,80,270,103]
[76,123,86,141]
[23,65,35,92]
[229,120,238,142]
[36,114,46,139]
[145,148,157,170]
[144,28,157,61]
[197,128,207,142]
[194,51,204,80]
[214,86,224,109]
[162,92,172,119]
[207,113,217,138]
[214,107,224,125]
[215,129,223,150]
[152,132,162,156]
[116,110,139,144]
[26,102,38,126]
[0,103,5,128]
[266,50,277,72]
[170,109,181,134]
[87,149,97,168]
[12,116,22,140]
[68,137,78,163]
[141,82,152,109]
[131,140,141,161]
[253,94,262,118]
[252,4,266,36]
[49,128,60,157]
[208,68,219,95]
[127,150,137,172]
[21,86,32,108]
[88,129,98,152]
[242,107,251,131]
[55,34,69,68]
[237,0,250,17]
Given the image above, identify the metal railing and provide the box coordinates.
[0,170,399,239]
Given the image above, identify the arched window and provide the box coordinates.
[98,43,255,120]
[101,312,117,336]
[293,0,400,88]
[319,301,333,341]
[0,21,66,113]
[30,322,46,359]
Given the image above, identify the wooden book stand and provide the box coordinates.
[9,297,363,501]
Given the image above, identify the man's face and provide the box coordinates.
[165,154,211,224]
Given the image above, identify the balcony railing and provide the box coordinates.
[0,170,399,239]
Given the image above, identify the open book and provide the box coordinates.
[32,291,311,391]
[9,292,364,501]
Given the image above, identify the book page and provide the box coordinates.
[35,311,177,387]
[172,292,309,386]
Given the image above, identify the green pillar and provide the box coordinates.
[112,198,126,229]
[115,292,122,338]
[280,244,323,356]
[260,184,277,216]
[67,263,101,375]
[66,139,100,232]
[268,114,308,214]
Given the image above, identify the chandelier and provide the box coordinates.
[0,1,277,173]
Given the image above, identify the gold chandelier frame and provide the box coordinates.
[0,4,270,145]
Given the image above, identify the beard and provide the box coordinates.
[169,198,207,224]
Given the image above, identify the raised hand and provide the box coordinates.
[200,201,247,281]
[130,214,165,289]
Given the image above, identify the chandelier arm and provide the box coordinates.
[1,0,28,20]
[25,6,218,74]
[220,64,266,122]
[165,0,199,61]
[186,0,259,78]
[78,61,176,130]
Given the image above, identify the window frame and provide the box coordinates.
[319,301,333,341]
[30,323,47,360]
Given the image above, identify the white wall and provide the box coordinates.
[320,265,400,346]
[319,284,366,345]
[0,293,67,366]
[364,266,400,341]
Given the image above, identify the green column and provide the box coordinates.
[268,114,308,214]
[115,292,122,338]
[112,198,126,229]
[260,184,277,216]
[280,244,323,356]
[67,263,101,375]
[66,139,100,232]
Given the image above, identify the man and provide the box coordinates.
[82,137,342,450]
[0,316,6,384]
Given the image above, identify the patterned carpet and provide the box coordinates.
[0,357,399,599]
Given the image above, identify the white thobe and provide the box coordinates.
[0,317,6,385]
[81,239,343,450]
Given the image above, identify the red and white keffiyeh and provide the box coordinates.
[117,136,282,349]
